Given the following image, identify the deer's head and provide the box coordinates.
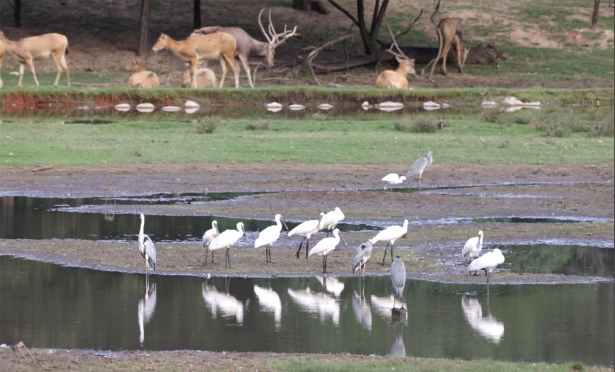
[460,47,470,69]
[152,34,168,52]
[258,8,298,68]
[126,58,145,72]
[397,57,416,76]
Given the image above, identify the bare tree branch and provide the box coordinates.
[327,0,359,27]
[421,0,443,80]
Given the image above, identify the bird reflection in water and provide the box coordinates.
[352,290,372,331]
[461,294,504,344]
[371,295,408,322]
[253,284,282,329]
[201,280,246,325]
[138,283,157,346]
[315,275,345,297]
[287,285,340,326]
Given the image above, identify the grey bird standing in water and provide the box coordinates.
[406,151,433,182]
[390,256,407,310]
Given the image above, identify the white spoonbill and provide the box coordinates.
[308,228,347,273]
[406,151,433,181]
[254,214,288,263]
[462,231,484,273]
[320,207,345,236]
[468,248,505,284]
[381,173,406,186]
[370,219,408,265]
[390,256,407,310]
[352,240,373,276]
[208,222,245,268]
[288,212,325,259]
[138,214,157,286]
[202,220,220,264]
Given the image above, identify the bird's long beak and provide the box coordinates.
[340,232,348,247]
[282,219,288,231]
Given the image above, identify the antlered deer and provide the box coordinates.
[152,32,239,89]
[192,8,298,88]
[180,62,217,88]
[0,31,70,86]
[125,58,160,89]
[376,22,420,90]
[435,18,469,76]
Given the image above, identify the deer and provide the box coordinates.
[435,18,470,76]
[375,18,421,90]
[180,62,217,88]
[125,58,160,89]
[0,31,70,87]
[0,39,5,78]
[152,32,239,89]
[191,8,298,88]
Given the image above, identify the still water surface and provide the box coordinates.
[0,256,612,365]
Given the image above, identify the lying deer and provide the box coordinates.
[436,18,469,75]
[192,8,298,88]
[125,58,160,89]
[0,31,70,86]
[180,62,217,88]
[153,32,239,89]
[0,39,5,78]
[376,24,417,89]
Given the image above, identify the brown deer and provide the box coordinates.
[125,58,160,89]
[0,39,5,78]
[152,32,239,89]
[0,31,70,86]
[435,18,470,76]
[180,62,217,88]
[192,9,298,88]
[376,19,421,90]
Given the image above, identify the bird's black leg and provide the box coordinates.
[295,239,305,259]
[211,251,215,264]
[390,244,394,263]
[225,248,230,268]
[322,255,327,273]
[381,243,390,265]
[305,239,310,259]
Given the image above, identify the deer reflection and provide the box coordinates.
[202,281,245,325]
[287,286,340,326]
[138,283,157,345]
[352,290,372,331]
[254,284,282,329]
[461,295,504,344]
[315,275,345,297]
[371,295,407,323]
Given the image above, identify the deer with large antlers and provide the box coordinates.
[125,58,160,89]
[0,31,70,86]
[153,32,239,89]
[191,8,298,88]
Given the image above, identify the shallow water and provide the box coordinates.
[0,256,612,365]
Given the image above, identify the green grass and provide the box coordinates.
[0,110,612,167]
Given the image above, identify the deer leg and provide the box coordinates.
[26,59,39,85]
[239,55,253,88]
[52,54,63,86]
[454,38,464,73]
[60,52,70,86]
[18,63,25,86]
[441,42,452,76]
[218,56,228,88]
[224,52,239,89]
[189,59,198,88]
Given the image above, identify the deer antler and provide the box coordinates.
[259,8,299,47]
[385,23,409,60]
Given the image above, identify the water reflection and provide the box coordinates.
[201,281,245,325]
[390,324,406,357]
[287,287,340,326]
[371,295,407,322]
[138,283,158,345]
[253,285,282,329]
[461,295,505,344]
[352,290,372,331]
[316,275,345,297]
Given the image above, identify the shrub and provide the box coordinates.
[246,118,269,131]
[571,362,585,371]
[195,115,221,134]
[482,108,502,123]
[410,116,437,133]
[312,112,327,121]
[513,112,533,124]
[393,122,408,131]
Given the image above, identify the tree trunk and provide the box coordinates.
[138,0,151,56]
[591,0,601,30]
[194,0,202,29]
[14,0,22,28]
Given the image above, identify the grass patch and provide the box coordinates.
[246,118,270,131]
[195,115,221,134]
[410,116,438,133]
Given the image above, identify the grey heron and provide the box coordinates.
[371,219,408,265]
[390,255,407,310]
[202,220,220,264]
[406,151,433,182]
[288,212,325,259]
[308,228,347,273]
[254,214,288,263]
[208,222,245,268]
[138,214,157,285]
[468,248,505,284]
[320,207,345,237]
[352,240,373,276]
[462,230,484,274]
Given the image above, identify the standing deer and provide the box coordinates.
[436,18,470,75]
[192,8,298,88]
[0,31,70,86]
[0,39,5,78]
[125,58,160,89]
[376,19,421,90]
[152,32,239,89]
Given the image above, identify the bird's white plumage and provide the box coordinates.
[138,214,157,270]
[255,214,286,248]
[320,207,345,231]
[202,221,219,248]
[309,229,342,257]
[381,173,406,184]
[462,231,484,259]
[209,222,245,251]
[371,220,409,245]
[288,213,324,239]
[468,248,505,273]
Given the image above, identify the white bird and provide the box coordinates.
[254,285,282,328]
[308,228,347,273]
[462,231,484,273]
[202,220,220,263]
[352,240,373,276]
[137,283,157,345]
[406,151,433,182]
[320,207,345,236]
[208,222,245,268]
[462,295,504,344]
[381,173,406,186]
[138,214,157,285]
[201,282,245,324]
[287,287,340,326]
[254,214,288,263]
[288,212,325,259]
[390,256,407,310]
[371,219,408,265]
[468,248,505,284]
